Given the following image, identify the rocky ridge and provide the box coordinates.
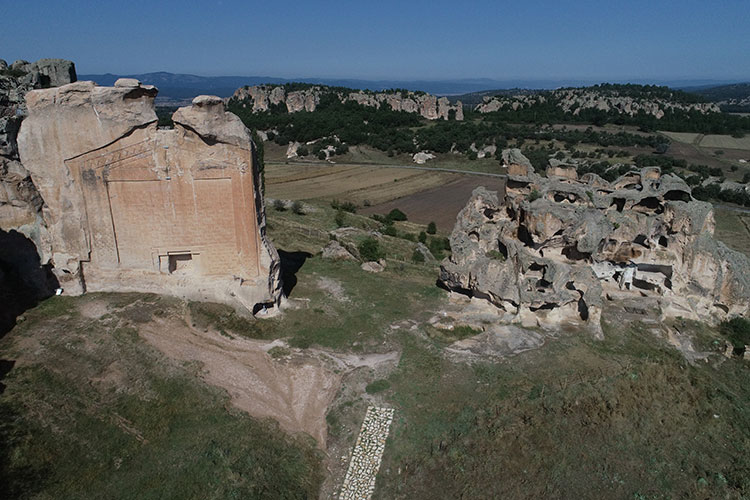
[476,87,719,119]
[230,84,464,121]
[440,149,750,333]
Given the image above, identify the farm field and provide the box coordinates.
[361,175,506,230]
[265,163,455,206]
[714,207,750,256]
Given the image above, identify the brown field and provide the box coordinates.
[360,175,506,231]
[265,163,454,205]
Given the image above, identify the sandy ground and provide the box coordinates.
[138,311,341,447]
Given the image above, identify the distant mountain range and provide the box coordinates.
[79,71,749,104]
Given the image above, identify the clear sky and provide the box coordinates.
[1,0,748,81]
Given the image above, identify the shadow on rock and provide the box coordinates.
[0,229,59,338]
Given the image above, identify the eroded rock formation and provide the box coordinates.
[231,85,464,121]
[17,79,281,312]
[476,88,719,118]
[440,149,750,333]
[1,59,77,249]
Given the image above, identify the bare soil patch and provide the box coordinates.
[138,312,341,447]
[361,175,507,230]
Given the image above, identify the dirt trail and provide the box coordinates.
[138,312,341,448]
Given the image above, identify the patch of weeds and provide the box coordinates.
[268,346,291,359]
[485,249,506,260]
[365,379,391,394]
[188,301,268,339]
[425,324,482,343]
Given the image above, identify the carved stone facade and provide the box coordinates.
[18,81,281,312]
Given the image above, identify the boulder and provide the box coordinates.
[322,240,356,261]
[361,259,386,273]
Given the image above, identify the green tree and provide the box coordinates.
[426,221,437,234]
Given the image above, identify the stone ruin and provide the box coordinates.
[440,149,750,334]
[14,77,281,312]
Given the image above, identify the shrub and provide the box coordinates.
[291,200,304,215]
[317,150,327,160]
[427,221,437,234]
[528,189,541,202]
[486,250,506,261]
[273,199,286,211]
[383,225,398,237]
[365,379,391,394]
[720,317,750,349]
[340,201,357,213]
[411,249,425,263]
[358,237,384,262]
[387,208,407,221]
[334,210,345,227]
[418,231,427,244]
[296,146,309,157]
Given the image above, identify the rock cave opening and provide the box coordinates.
[0,229,59,337]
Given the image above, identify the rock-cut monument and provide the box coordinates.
[17,79,281,312]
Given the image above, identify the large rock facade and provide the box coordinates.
[440,149,750,333]
[18,80,281,311]
[230,85,464,121]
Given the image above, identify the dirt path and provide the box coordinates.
[138,311,341,448]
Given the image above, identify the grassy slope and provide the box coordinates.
[376,319,750,499]
[0,294,323,500]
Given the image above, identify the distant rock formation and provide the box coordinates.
[440,149,750,333]
[17,80,281,312]
[231,84,464,121]
[476,88,719,118]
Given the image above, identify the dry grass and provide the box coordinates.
[699,134,750,150]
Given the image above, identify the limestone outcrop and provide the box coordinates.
[1,58,77,260]
[440,149,750,333]
[18,80,281,311]
[230,85,464,121]
[476,88,719,118]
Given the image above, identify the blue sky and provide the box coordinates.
[1,0,748,81]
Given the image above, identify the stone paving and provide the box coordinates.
[339,406,395,500]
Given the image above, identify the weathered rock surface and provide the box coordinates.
[322,240,356,261]
[230,84,463,121]
[412,151,435,164]
[476,88,719,118]
[1,58,77,262]
[17,81,281,311]
[440,149,750,333]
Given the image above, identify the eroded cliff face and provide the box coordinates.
[1,59,77,252]
[441,149,750,334]
[17,80,281,312]
[475,89,719,118]
[231,85,464,121]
